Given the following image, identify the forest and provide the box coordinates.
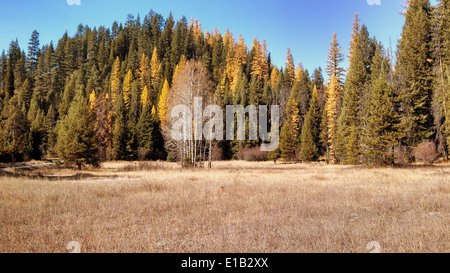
[0,0,449,167]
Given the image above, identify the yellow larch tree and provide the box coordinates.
[110,56,121,109]
[123,69,133,110]
[88,90,97,118]
[285,48,295,86]
[250,38,269,81]
[140,85,150,109]
[158,79,170,125]
[270,67,279,89]
[172,55,187,85]
[295,62,304,83]
[325,75,341,163]
[150,47,162,91]
[139,53,149,91]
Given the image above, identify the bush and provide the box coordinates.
[138,148,166,161]
[167,152,177,162]
[236,147,269,162]
[414,141,438,164]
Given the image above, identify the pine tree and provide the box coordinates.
[27,30,40,73]
[326,33,345,84]
[336,24,374,164]
[396,0,434,150]
[0,96,31,164]
[138,105,155,151]
[324,33,344,163]
[362,76,400,166]
[112,93,128,160]
[57,90,98,169]
[300,86,321,161]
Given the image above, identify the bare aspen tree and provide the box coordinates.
[163,60,214,167]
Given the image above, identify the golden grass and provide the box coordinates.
[0,161,449,253]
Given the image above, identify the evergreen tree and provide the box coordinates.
[284,48,295,86]
[300,86,321,161]
[57,90,98,169]
[362,76,400,166]
[336,24,374,164]
[396,0,434,151]
[0,96,31,164]
[112,93,128,160]
[326,33,345,84]
[27,30,40,73]
[280,96,300,161]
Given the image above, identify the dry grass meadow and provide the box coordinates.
[0,161,449,253]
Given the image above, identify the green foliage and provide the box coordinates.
[300,87,321,162]
[396,0,434,148]
[57,91,98,169]
[362,76,400,166]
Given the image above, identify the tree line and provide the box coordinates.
[0,0,449,167]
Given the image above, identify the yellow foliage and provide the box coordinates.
[140,85,150,109]
[270,67,279,89]
[250,38,269,81]
[123,69,133,110]
[88,90,96,116]
[139,53,149,91]
[325,75,341,163]
[172,55,187,85]
[158,79,170,124]
[150,47,162,91]
[285,48,295,86]
[110,56,121,108]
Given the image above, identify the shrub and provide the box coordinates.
[236,147,269,162]
[414,141,438,165]
[167,152,177,162]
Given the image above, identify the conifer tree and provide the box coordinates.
[284,48,295,86]
[158,79,170,125]
[123,69,133,110]
[300,86,321,161]
[57,90,98,169]
[139,53,149,91]
[110,56,122,108]
[325,75,340,163]
[280,96,300,161]
[362,76,400,166]
[150,47,162,92]
[396,0,434,150]
[27,30,40,73]
[336,24,373,164]
[138,105,155,151]
[140,85,150,109]
[0,96,31,164]
[326,33,345,84]
[112,93,128,160]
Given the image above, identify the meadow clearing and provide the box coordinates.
[0,161,449,253]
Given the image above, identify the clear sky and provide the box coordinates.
[0,0,439,77]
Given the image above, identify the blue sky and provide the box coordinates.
[0,0,439,77]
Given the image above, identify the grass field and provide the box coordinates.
[0,161,449,253]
